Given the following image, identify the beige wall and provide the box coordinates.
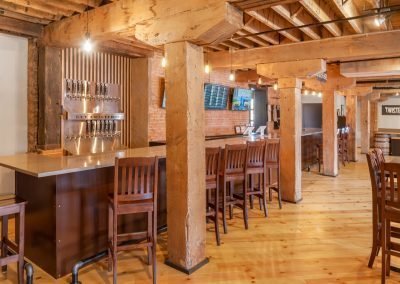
[0,33,28,194]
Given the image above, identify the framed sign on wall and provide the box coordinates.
[382,105,400,115]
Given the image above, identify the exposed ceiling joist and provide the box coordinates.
[331,0,363,34]
[0,14,42,37]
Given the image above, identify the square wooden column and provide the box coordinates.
[130,57,152,148]
[370,101,378,147]
[164,41,207,273]
[279,78,302,203]
[346,95,358,162]
[360,96,370,154]
[322,91,338,177]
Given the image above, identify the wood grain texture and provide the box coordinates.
[278,78,302,203]
[370,101,378,148]
[360,96,370,154]
[27,38,39,152]
[165,42,207,270]
[346,94,358,162]
[322,90,338,177]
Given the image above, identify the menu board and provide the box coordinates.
[204,83,229,110]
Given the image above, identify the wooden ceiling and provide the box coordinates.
[0,0,400,56]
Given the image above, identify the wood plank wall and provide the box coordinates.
[61,48,135,147]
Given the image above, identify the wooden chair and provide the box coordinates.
[206,147,221,246]
[342,130,350,164]
[0,196,27,284]
[337,130,347,167]
[316,143,323,173]
[220,144,248,232]
[108,157,159,284]
[380,162,400,283]
[266,140,282,209]
[373,148,386,168]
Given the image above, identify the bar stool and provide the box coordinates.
[266,140,282,209]
[220,144,248,232]
[108,157,159,284]
[316,143,323,173]
[205,147,221,246]
[0,195,27,284]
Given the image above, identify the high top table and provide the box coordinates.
[0,136,272,278]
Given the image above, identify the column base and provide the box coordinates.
[165,257,209,275]
[282,197,303,204]
[323,173,338,177]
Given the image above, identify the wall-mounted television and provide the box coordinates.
[204,83,229,110]
[232,88,254,111]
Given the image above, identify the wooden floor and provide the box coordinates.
[1,157,400,283]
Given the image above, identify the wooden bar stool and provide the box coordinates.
[0,196,27,284]
[266,140,282,209]
[220,144,248,232]
[108,157,159,284]
[206,147,222,246]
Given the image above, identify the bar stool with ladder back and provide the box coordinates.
[0,195,27,284]
[205,147,222,246]
[220,144,248,232]
[108,157,159,284]
[266,140,282,209]
[379,162,400,283]
[234,141,268,225]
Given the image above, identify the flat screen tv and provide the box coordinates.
[204,83,229,110]
[232,88,254,111]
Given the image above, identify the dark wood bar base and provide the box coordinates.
[15,159,167,279]
[164,257,210,275]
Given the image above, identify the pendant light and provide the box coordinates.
[161,57,167,68]
[229,48,235,81]
[82,0,93,53]
[273,82,278,91]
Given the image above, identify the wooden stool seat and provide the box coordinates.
[0,195,27,284]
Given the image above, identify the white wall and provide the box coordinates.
[0,33,28,194]
[378,97,400,130]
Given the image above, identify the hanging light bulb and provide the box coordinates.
[375,15,385,27]
[318,92,323,98]
[83,34,93,53]
[304,89,309,96]
[161,57,167,68]
[229,71,235,81]
[273,83,278,91]
[258,76,263,85]
[312,91,316,96]
[204,64,210,74]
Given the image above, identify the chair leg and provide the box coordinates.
[249,176,254,209]
[277,169,282,209]
[229,181,234,220]
[262,175,268,218]
[147,212,152,265]
[1,215,8,273]
[368,243,379,268]
[214,187,221,246]
[152,211,157,284]
[222,182,228,234]
[382,221,387,284]
[113,213,118,284]
[108,205,113,272]
[243,181,249,230]
[17,207,25,284]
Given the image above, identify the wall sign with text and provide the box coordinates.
[382,105,400,115]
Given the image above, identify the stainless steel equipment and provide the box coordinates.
[62,79,125,155]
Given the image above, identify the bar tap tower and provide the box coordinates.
[62,79,125,155]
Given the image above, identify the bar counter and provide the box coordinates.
[0,136,272,278]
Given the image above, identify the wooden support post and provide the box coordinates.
[165,41,208,273]
[130,57,152,148]
[370,101,378,148]
[28,38,39,152]
[360,96,370,154]
[322,91,338,176]
[345,95,357,161]
[38,45,62,150]
[278,78,303,203]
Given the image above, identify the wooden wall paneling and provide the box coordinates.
[38,46,62,150]
[28,38,39,152]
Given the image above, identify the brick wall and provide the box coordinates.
[148,54,250,142]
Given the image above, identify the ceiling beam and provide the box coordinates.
[230,0,301,11]
[0,0,60,21]
[247,10,302,42]
[41,1,243,47]
[208,30,400,69]
[0,9,51,25]
[341,58,400,78]
[67,0,102,8]
[330,0,363,34]
[272,4,321,40]
[4,0,75,17]
[299,0,342,37]
[236,29,270,46]
[243,17,280,44]
[0,14,42,37]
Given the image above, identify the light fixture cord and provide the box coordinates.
[86,0,89,37]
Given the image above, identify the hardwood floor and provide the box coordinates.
[1,158,399,283]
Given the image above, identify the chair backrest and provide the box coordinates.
[373,148,386,168]
[265,140,280,168]
[114,157,159,203]
[223,144,247,175]
[366,152,381,214]
[381,163,400,210]
[206,147,221,183]
[246,140,266,169]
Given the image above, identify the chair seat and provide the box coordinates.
[109,196,154,215]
